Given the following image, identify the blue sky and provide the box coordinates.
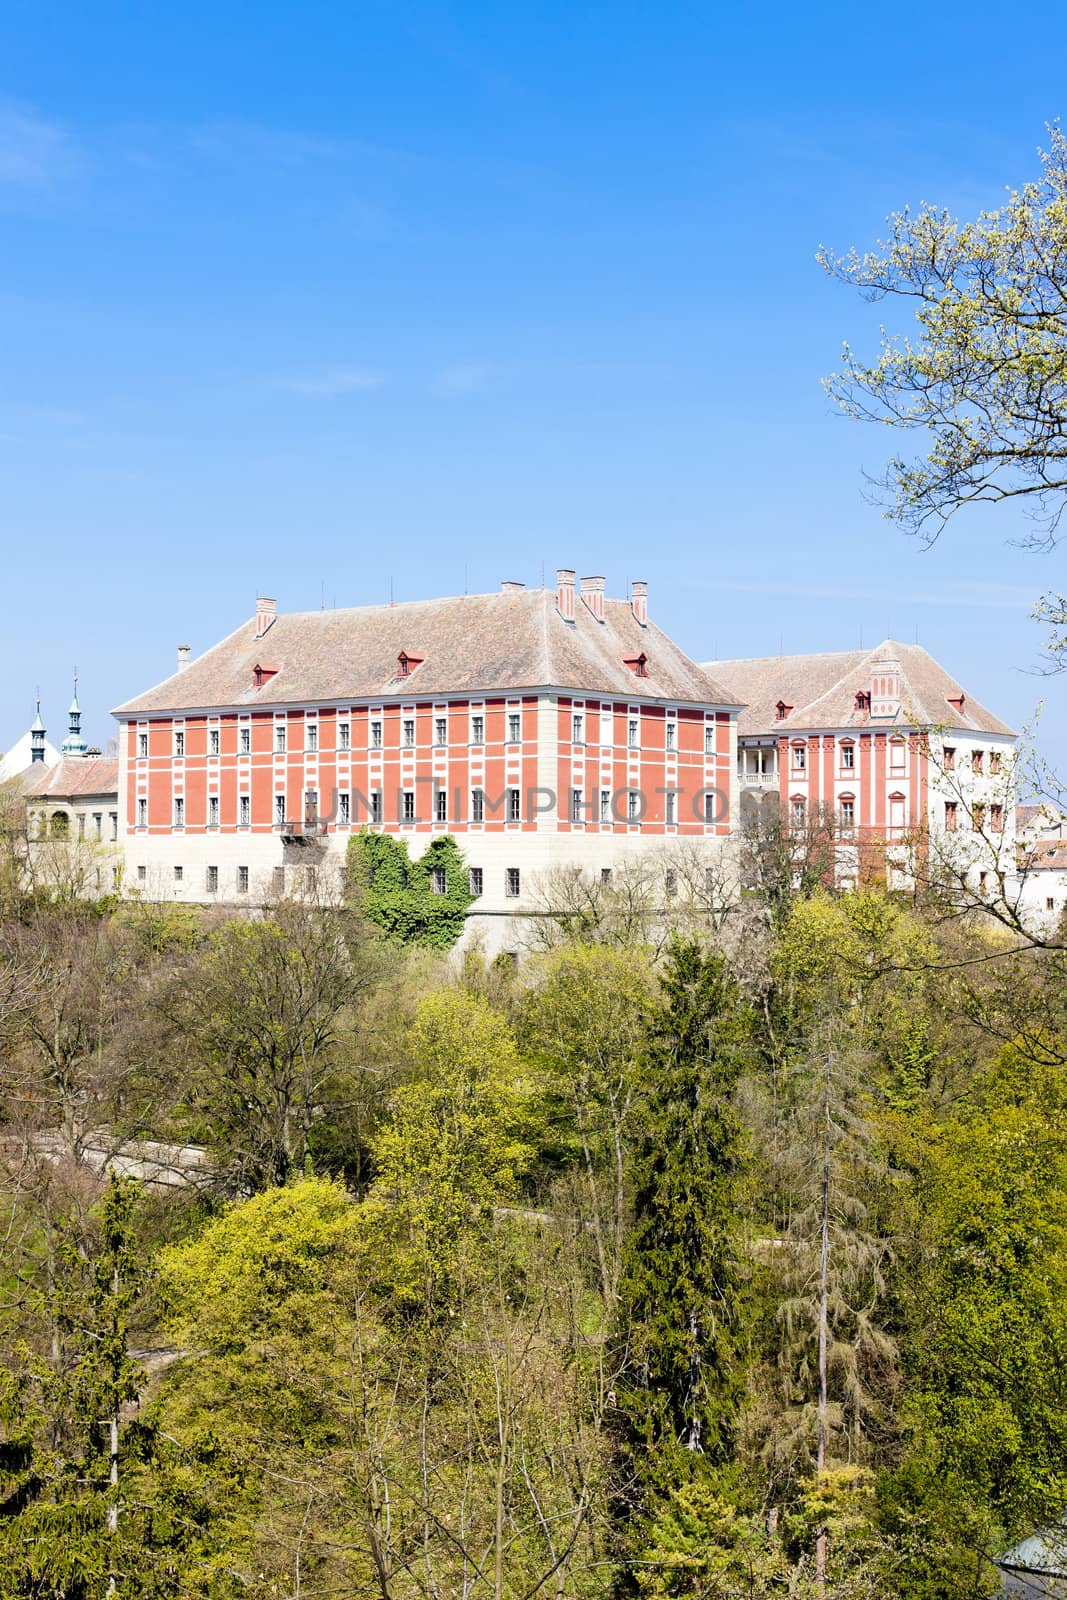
[2,1,1065,766]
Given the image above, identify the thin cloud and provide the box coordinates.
[284,368,385,397]
[0,103,77,187]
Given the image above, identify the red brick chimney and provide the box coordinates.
[556,569,576,623]
[580,575,605,622]
[631,580,648,627]
[255,597,277,639]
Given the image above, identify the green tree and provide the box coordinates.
[347,830,474,949]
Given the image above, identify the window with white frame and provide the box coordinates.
[137,864,146,883]
[507,788,521,822]
[889,793,906,832]
[600,789,611,824]
[109,813,117,840]
[238,794,249,826]
[840,797,855,831]
[93,813,102,839]
[601,710,613,745]
[431,867,447,895]
[403,718,415,747]
[505,867,521,898]
[471,713,485,744]
[628,718,639,748]
[572,712,583,744]
[401,790,415,822]
[209,728,220,755]
[840,742,855,770]
[237,866,249,893]
[665,790,677,825]
[468,867,483,896]
[435,789,447,822]
[435,716,447,746]
[275,724,286,753]
[339,792,350,825]
[306,722,318,752]
[206,865,218,894]
[666,721,676,751]
[173,797,184,828]
[791,796,805,828]
[371,719,383,749]
[137,798,147,828]
[339,721,350,751]
[627,790,640,822]
[570,788,583,822]
[208,795,220,827]
[890,739,906,772]
[137,731,148,758]
[370,790,383,823]
[471,787,485,823]
[275,793,286,826]
[509,712,522,742]
[705,724,715,755]
[174,729,185,757]
[704,792,717,824]
[239,725,250,753]
[792,743,806,771]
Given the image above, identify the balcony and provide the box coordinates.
[738,768,778,788]
[275,817,328,842]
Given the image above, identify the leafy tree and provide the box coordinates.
[347,830,473,949]
[614,938,751,1580]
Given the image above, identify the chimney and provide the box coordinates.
[556,568,576,623]
[580,575,605,622]
[631,580,648,627]
[176,644,190,672]
[255,596,277,639]
[500,580,526,593]
[871,655,902,718]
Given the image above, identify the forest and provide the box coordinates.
[0,798,1064,1600]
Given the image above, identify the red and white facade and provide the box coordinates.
[704,643,1017,892]
[113,574,740,950]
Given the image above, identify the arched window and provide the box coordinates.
[49,810,70,840]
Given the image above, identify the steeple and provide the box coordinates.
[60,672,88,758]
[30,696,46,764]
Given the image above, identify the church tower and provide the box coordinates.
[60,674,88,758]
[30,697,46,764]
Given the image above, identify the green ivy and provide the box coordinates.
[346,830,474,950]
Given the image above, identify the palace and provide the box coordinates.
[112,573,740,950]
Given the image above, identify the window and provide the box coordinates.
[402,790,415,822]
[509,712,522,742]
[705,867,715,893]
[431,867,447,895]
[468,867,483,896]
[791,796,805,828]
[339,721,350,751]
[209,795,220,827]
[705,725,715,755]
[628,718,639,747]
[109,813,117,841]
[240,725,251,754]
[972,749,984,773]
[602,711,614,745]
[370,790,383,824]
[174,865,183,883]
[570,788,584,823]
[889,739,906,772]
[371,719,383,749]
[600,789,611,824]
[435,716,447,746]
[471,714,484,744]
[666,722,676,751]
[627,790,640,822]
[173,797,184,828]
[237,866,249,893]
[206,865,218,894]
[307,723,318,752]
[507,788,521,822]
[92,812,102,839]
[990,751,1002,776]
[601,867,613,885]
[840,799,855,831]
[665,790,677,825]
[77,814,85,840]
[137,798,147,828]
[944,746,956,770]
[339,792,350,825]
[174,729,185,756]
[1047,897,1056,913]
[990,803,1004,833]
[792,744,806,771]
[209,728,220,756]
[275,793,286,826]
[403,719,415,748]
[665,870,677,897]
[137,731,148,758]
[889,794,906,833]
[704,793,718,824]
[137,864,146,883]
[435,788,448,822]
[571,713,583,744]
[973,804,985,833]
[275,724,286,753]
[471,788,485,823]
[978,870,989,893]
[505,867,521,898]
[237,794,248,826]
[841,743,855,770]
[945,801,958,831]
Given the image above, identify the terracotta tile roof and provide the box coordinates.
[1020,839,1067,872]
[701,640,1014,738]
[114,590,740,716]
[23,756,119,800]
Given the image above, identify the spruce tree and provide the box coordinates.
[614,939,749,1526]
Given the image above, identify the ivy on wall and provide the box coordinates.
[346,830,475,950]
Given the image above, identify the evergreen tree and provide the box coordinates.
[614,938,750,1567]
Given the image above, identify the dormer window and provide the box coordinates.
[623,652,649,679]
[946,692,966,714]
[776,701,793,720]
[253,663,279,689]
[855,690,871,713]
[397,651,424,678]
